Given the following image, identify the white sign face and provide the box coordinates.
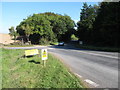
[41,49,48,60]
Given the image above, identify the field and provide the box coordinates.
[1,48,84,88]
[0,33,14,45]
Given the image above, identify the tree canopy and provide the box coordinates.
[77,2,119,47]
[16,12,75,44]
[77,3,99,44]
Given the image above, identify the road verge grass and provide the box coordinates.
[1,48,84,88]
[0,48,2,89]
[76,44,119,52]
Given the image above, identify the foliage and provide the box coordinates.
[77,2,119,47]
[92,2,119,47]
[77,3,99,44]
[21,24,34,42]
[9,26,19,41]
[71,34,78,41]
[39,38,50,45]
[16,12,75,44]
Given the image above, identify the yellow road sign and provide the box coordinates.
[41,49,48,60]
[25,49,39,56]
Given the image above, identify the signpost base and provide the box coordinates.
[43,60,46,67]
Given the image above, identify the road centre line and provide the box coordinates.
[84,79,99,87]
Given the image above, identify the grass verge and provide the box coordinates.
[76,44,119,52]
[0,48,2,89]
[1,48,84,88]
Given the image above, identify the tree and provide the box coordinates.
[77,3,99,44]
[77,2,119,47]
[16,12,75,44]
[9,26,19,42]
[21,24,34,44]
[92,2,119,47]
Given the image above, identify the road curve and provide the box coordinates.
[4,45,119,88]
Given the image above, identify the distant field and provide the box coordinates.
[1,48,84,88]
[0,33,14,44]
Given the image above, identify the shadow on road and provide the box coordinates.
[48,43,91,51]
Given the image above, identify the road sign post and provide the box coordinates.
[41,49,48,67]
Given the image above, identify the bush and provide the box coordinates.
[10,41,22,45]
[39,38,50,45]
[71,34,78,41]
[0,43,5,47]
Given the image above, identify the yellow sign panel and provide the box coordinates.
[41,49,48,60]
[25,49,39,56]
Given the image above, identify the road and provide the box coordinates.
[4,44,119,88]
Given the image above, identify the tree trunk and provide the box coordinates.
[14,36,16,43]
[22,38,24,45]
[27,35,31,45]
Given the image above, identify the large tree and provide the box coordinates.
[16,12,75,44]
[92,2,119,47]
[77,1,119,47]
[77,3,99,44]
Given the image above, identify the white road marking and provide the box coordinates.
[104,89,109,90]
[75,73,82,78]
[84,79,99,87]
[75,73,99,87]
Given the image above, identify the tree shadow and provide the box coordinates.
[28,60,40,64]
[26,56,34,58]
[48,41,96,52]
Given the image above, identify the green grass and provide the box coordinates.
[0,48,2,89]
[76,44,119,52]
[1,48,84,88]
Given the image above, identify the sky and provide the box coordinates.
[1,2,99,34]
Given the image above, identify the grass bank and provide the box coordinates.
[1,48,84,88]
[0,48,2,89]
[75,44,119,52]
